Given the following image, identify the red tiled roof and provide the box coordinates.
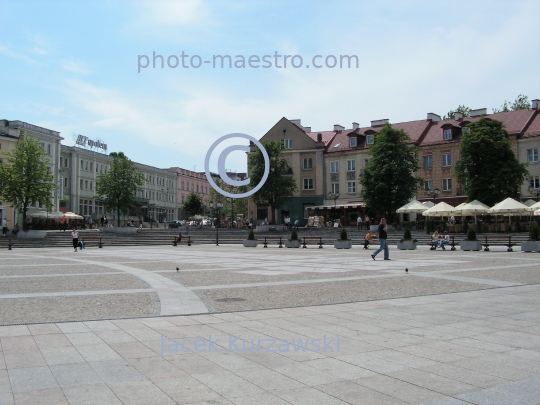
[521,112,540,139]
[305,131,337,146]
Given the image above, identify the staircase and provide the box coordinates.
[2,227,533,249]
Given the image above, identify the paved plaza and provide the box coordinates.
[1,245,540,404]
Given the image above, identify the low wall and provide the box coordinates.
[254,225,287,232]
[10,230,47,239]
[101,227,138,234]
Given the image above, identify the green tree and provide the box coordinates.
[455,118,528,206]
[360,124,423,220]
[248,140,298,224]
[95,152,144,227]
[182,192,203,218]
[0,137,57,229]
[493,94,530,113]
[208,177,249,224]
[443,105,471,120]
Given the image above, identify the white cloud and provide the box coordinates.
[61,60,91,74]
[0,44,38,65]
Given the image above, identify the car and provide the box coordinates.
[168,220,185,228]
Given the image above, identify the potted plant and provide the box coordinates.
[334,228,352,249]
[521,222,540,252]
[285,230,301,248]
[243,229,258,247]
[460,227,482,251]
[397,227,417,250]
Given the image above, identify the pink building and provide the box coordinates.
[168,167,211,219]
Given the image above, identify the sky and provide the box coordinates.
[1,0,539,174]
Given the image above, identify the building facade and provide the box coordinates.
[169,168,211,219]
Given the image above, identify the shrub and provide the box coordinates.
[290,230,298,241]
[247,229,255,240]
[339,228,348,241]
[530,222,539,241]
[466,227,477,241]
[403,227,412,241]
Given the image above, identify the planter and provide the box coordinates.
[460,240,482,251]
[334,240,352,249]
[285,240,301,248]
[396,240,417,250]
[243,240,258,247]
[521,241,540,252]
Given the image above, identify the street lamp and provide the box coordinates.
[529,185,540,200]
[426,187,440,202]
[328,191,340,221]
[210,201,223,245]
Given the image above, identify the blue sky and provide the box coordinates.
[1,0,539,173]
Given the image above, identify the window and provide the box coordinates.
[90,162,93,172]
[85,180,88,190]
[529,149,539,163]
[423,155,433,169]
[530,176,539,189]
[442,154,451,167]
[80,160,84,170]
[284,139,292,149]
[64,178,68,188]
[331,183,339,194]
[443,129,452,140]
[366,135,374,145]
[349,137,357,147]
[424,179,433,191]
[442,178,452,191]
[303,158,313,169]
[347,181,356,193]
[347,160,356,171]
[80,179,83,189]
[181,181,184,190]
[330,161,339,173]
[462,127,470,136]
[364,158,370,166]
[303,178,314,190]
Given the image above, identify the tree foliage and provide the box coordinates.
[493,94,530,113]
[95,152,144,227]
[208,177,248,223]
[0,137,57,229]
[443,105,471,120]
[455,118,528,206]
[360,124,423,220]
[182,192,203,218]
[248,140,298,224]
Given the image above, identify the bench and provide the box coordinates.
[0,238,13,250]
[482,235,514,252]
[428,236,456,251]
[173,234,192,246]
[81,236,103,248]
[261,236,283,248]
[302,236,323,249]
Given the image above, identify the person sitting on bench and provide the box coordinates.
[438,231,450,250]
[364,231,375,249]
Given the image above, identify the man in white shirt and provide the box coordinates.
[439,231,450,250]
[357,216,362,231]
[2,218,7,237]
[364,215,370,230]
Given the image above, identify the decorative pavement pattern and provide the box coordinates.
[0,245,539,404]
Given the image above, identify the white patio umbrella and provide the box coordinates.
[422,201,435,208]
[456,200,490,224]
[396,200,430,213]
[64,212,84,219]
[422,202,457,217]
[488,198,530,231]
[488,198,529,214]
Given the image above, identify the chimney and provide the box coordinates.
[532,99,540,110]
[427,113,441,122]
[469,108,487,117]
[454,112,463,120]
[303,126,311,132]
[317,133,322,142]
[352,122,359,130]
[334,124,344,131]
[290,119,301,127]
[370,119,389,127]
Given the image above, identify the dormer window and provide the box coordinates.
[462,127,470,136]
[366,135,374,145]
[349,137,357,147]
[443,129,452,140]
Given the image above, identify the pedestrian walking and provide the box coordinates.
[70,227,79,253]
[2,217,7,237]
[371,218,390,260]
[357,215,362,231]
[364,215,370,230]
[100,216,104,227]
